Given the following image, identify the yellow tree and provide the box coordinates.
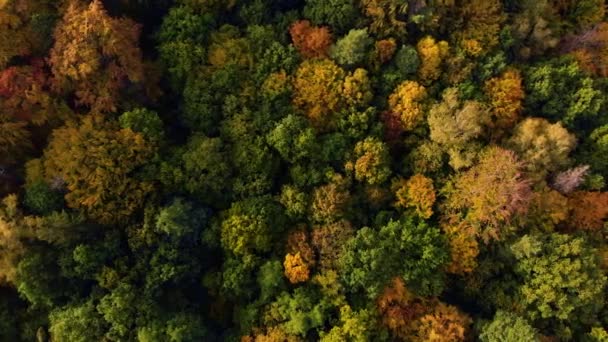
[452,0,505,56]
[284,252,310,284]
[412,302,472,342]
[393,174,436,219]
[292,59,345,129]
[388,80,427,131]
[48,0,144,113]
[416,36,449,85]
[484,69,525,135]
[42,115,154,224]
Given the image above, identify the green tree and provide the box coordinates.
[511,234,606,328]
[48,300,107,342]
[302,0,359,34]
[340,218,448,298]
[330,28,372,67]
[479,310,539,342]
[524,57,604,130]
[220,196,286,257]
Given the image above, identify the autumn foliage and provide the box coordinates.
[289,20,333,59]
[48,0,144,113]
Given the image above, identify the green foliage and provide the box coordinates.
[340,218,448,298]
[220,196,286,257]
[511,234,606,327]
[48,300,106,342]
[23,180,64,215]
[302,0,359,34]
[479,310,539,342]
[158,5,214,88]
[330,29,373,67]
[524,57,604,130]
[119,108,164,142]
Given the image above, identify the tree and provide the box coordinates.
[42,115,154,224]
[552,165,590,194]
[48,0,145,113]
[524,57,604,130]
[376,277,427,340]
[157,5,214,88]
[388,80,427,132]
[507,118,576,179]
[267,114,318,163]
[309,176,351,223]
[452,0,505,56]
[340,218,448,298]
[346,137,391,185]
[427,88,488,169]
[479,311,539,342]
[264,287,329,336]
[567,191,608,231]
[220,196,286,257]
[284,252,310,284]
[330,28,372,67]
[302,0,358,34]
[360,0,407,37]
[163,135,232,205]
[118,108,164,142]
[442,221,479,275]
[484,69,525,134]
[416,36,449,85]
[511,234,606,325]
[445,147,532,241]
[393,174,436,219]
[412,302,472,342]
[311,220,354,271]
[320,305,383,342]
[48,300,107,342]
[561,23,608,78]
[292,59,345,129]
[289,20,333,59]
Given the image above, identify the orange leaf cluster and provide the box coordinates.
[284,252,310,284]
[48,0,144,113]
[289,20,333,59]
[568,191,608,231]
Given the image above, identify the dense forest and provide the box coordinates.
[1,0,608,340]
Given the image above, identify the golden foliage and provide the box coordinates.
[442,221,479,275]
[453,0,505,56]
[416,36,449,85]
[292,59,345,129]
[388,80,427,131]
[412,302,472,342]
[393,174,436,219]
[48,0,144,113]
[284,252,310,284]
[42,115,154,224]
[377,278,425,339]
[360,0,407,37]
[484,69,525,134]
[286,227,315,268]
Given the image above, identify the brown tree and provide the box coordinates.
[48,0,144,113]
[289,20,333,59]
